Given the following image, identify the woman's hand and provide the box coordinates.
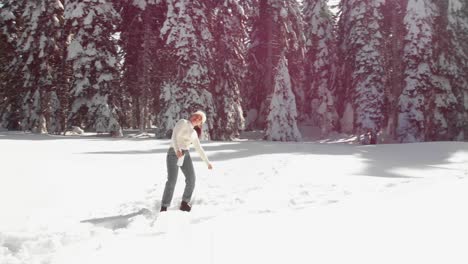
[176,150,184,158]
[208,163,213,170]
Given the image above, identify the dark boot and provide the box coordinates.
[160,206,167,212]
[180,201,191,212]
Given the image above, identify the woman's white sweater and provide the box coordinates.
[171,119,210,165]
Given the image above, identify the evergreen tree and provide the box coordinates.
[118,0,166,132]
[459,0,468,139]
[381,0,406,141]
[284,1,306,121]
[396,0,437,142]
[156,0,215,138]
[427,0,465,140]
[446,0,468,139]
[265,55,302,141]
[303,0,338,135]
[243,0,266,127]
[210,0,246,140]
[15,0,65,133]
[118,1,145,130]
[245,0,305,135]
[336,0,386,136]
[136,3,155,133]
[65,0,122,135]
[0,0,23,130]
[55,8,72,135]
[0,35,9,127]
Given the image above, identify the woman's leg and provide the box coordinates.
[161,148,179,207]
[180,150,196,204]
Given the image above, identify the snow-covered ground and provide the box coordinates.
[1,131,467,264]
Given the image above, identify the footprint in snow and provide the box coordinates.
[234,198,245,204]
[191,216,214,225]
[257,209,274,214]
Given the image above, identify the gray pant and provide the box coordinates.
[161,148,196,207]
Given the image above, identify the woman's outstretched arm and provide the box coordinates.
[192,135,212,169]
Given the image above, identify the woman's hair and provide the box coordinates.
[194,125,202,139]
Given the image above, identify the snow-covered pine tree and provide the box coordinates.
[445,0,468,139]
[265,55,302,141]
[65,0,122,136]
[210,0,246,140]
[303,0,338,136]
[455,0,468,139]
[381,0,406,142]
[243,1,267,128]
[426,0,466,140]
[0,0,23,130]
[118,0,165,132]
[55,8,72,135]
[156,0,215,138]
[245,0,305,134]
[336,0,386,136]
[136,2,166,133]
[0,34,9,128]
[13,0,65,133]
[232,0,256,127]
[396,0,438,142]
[283,1,306,121]
[118,1,145,130]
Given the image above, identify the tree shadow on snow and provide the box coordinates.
[0,130,160,141]
[347,142,468,179]
[80,138,468,180]
[5,130,466,180]
[200,141,468,179]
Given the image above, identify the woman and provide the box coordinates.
[160,110,213,212]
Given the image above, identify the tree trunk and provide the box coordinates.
[258,0,274,128]
[385,0,406,141]
[138,8,152,133]
[59,24,71,135]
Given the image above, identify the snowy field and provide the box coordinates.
[1,130,468,264]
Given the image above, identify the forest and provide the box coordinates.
[0,0,467,142]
